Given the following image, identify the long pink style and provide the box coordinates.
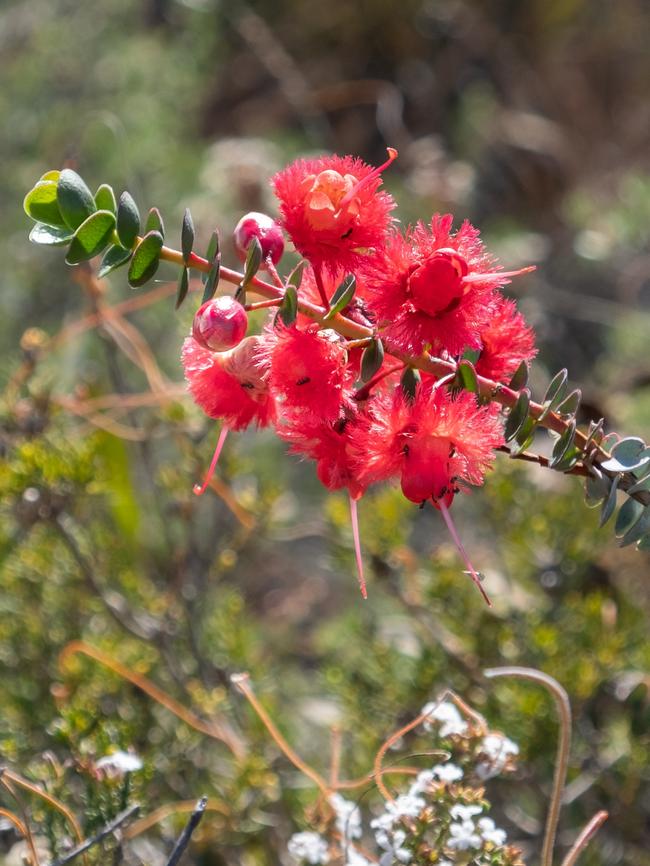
[348,494,368,599]
[438,500,491,607]
[193,425,230,496]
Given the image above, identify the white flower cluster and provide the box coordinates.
[329,793,362,841]
[421,700,468,737]
[369,792,426,865]
[476,734,520,780]
[95,749,143,779]
[288,831,330,865]
[408,762,463,796]
[447,803,507,851]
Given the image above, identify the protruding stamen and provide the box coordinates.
[461,266,536,285]
[349,493,368,599]
[438,499,491,606]
[193,425,230,496]
[338,147,398,211]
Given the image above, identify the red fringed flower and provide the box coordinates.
[182,335,274,431]
[279,412,365,500]
[351,382,504,506]
[475,295,537,382]
[271,150,397,275]
[364,215,531,356]
[266,324,353,422]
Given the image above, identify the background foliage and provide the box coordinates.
[1,1,649,864]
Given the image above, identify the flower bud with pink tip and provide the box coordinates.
[233,211,285,265]
[192,296,248,352]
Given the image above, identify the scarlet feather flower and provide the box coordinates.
[271,150,397,275]
[351,382,504,506]
[182,335,274,431]
[364,215,532,356]
[266,325,353,422]
[279,412,365,500]
[475,295,537,382]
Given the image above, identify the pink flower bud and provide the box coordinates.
[192,296,248,352]
[233,211,285,265]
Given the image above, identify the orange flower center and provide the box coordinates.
[302,170,360,232]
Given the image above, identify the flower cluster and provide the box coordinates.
[285,697,523,866]
[182,149,536,598]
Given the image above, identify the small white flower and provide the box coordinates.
[478,817,507,846]
[408,769,435,796]
[95,750,143,778]
[344,849,373,866]
[385,794,425,821]
[432,762,463,783]
[450,804,483,821]
[329,793,362,840]
[447,819,482,850]
[421,701,468,737]
[476,734,519,779]
[288,831,329,865]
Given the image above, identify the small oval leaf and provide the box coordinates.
[94,184,117,213]
[202,230,220,286]
[24,180,66,227]
[599,475,620,527]
[456,359,479,393]
[324,274,356,320]
[181,208,195,263]
[128,230,164,287]
[175,267,190,310]
[615,498,644,538]
[29,222,73,246]
[507,360,529,391]
[145,207,165,237]
[279,285,298,326]
[57,169,96,230]
[243,236,263,285]
[504,389,531,442]
[400,367,421,402]
[65,210,116,264]
[117,192,141,249]
[539,369,568,420]
[550,420,576,468]
[288,261,305,290]
[585,472,609,507]
[556,389,581,417]
[620,504,650,548]
[202,262,221,304]
[360,339,384,383]
[97,245,133,279]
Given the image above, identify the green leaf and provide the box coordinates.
[145,207,165,237]
[585,472,609,507]
[243,236,263,285]
[181,208,194,263]
[323,274,356,320]
[23,180,66,227]
[29,222,73,246]
[97,245,133,279]
[360,339,384,383]
[504,389,531,442]
[549,421,576,468]
[57,169,96,230]
[600,437,650,473]
[510,416,536,456]
[175,267,190,310]
[539,369,568,420]
[599,475,619,527]
[626,473,650,495]
[94,184,116,213]
[400,367,421,402]
[202,262,220,304]
[462,347,481,365]
[507,361,529,391]
[583,418,605,452]
[552,446,582,472]
[456,359,479,393]
[39,170,60,182]
[202,231,220,286]
[278,285,298,326]
[65,210,116,264]
[637,533,650,551]
[556,389,581,416]
[127,231,164,287]
[117,192,141,249]
[287,261,305,290]
[619,504,650,548]
[615,498,644,537]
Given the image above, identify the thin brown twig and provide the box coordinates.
[559,810,608,866]
[485,667,572,866]
[0,776,41,866]
[230,673,330,798]
[59,641,246,759]
[123,799,229,840]
[329,726,342,788]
